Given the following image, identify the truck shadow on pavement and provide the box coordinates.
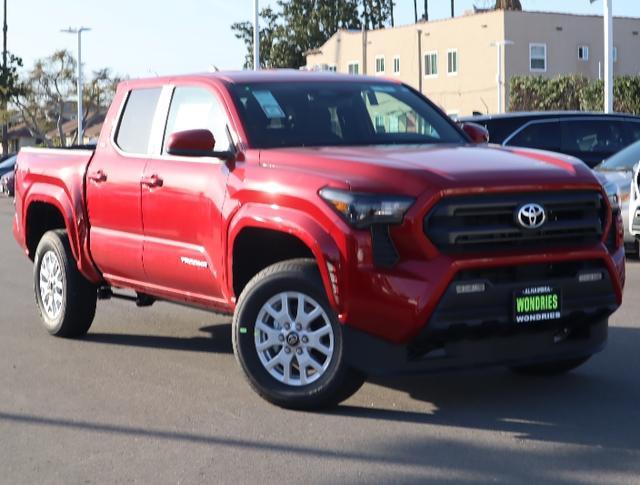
[83,323,233,354]
[334,325,640,451]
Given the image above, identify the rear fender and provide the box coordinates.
[23,184,101,282]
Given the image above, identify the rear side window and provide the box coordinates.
[115,88,162,154]
[506,121,560,152]
[560,120,629,156]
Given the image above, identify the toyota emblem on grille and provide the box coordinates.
[517,203,546,229]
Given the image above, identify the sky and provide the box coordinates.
[8,0,640,79]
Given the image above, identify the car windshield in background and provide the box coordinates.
[230,81,465,149]
[597,140,640,171]
[0,155,16,170]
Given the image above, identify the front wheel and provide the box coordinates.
[34,230,97,337]
[232,259,364,410]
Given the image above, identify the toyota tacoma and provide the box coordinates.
[13,72,625,409]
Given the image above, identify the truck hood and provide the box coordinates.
[260,144,601,196]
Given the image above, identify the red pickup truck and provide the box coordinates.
[14,71,625,409]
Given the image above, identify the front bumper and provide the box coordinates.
[343,257,618,375]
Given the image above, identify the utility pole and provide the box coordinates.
[424,0,429,21]
[61,27,90,144]
[451,0,454,18]
[413,0,418,23]
[2,0,7,156]
[590,0,613,113]
[390,0,394,27]
[253,0,260,70]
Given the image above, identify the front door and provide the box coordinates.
[141,85,231,304]
[87,87,163,283]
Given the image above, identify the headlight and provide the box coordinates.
[603,182,621,211]
[319,188,415,229]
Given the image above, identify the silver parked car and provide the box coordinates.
[594,140,640,256]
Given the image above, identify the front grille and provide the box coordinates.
[424,191,605,252]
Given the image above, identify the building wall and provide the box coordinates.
[505,11,640,82]
[414,11,504,116]
[306,10,640,116]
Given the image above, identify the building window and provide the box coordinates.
[613,46,618,62]
[447,49,458,75]
[348,62,360,75]
[529,43,547,72]
[424,52,438,77]
[393,56,400,75]
[375,56,385,74]
[578,45,589,61]
[327,65,337,72]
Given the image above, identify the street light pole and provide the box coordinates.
[591,0,613,113]
[253,0,260,70]
[61,26,90,144]
[2,0,8,156]
[492,40,514,114]
[604,0,613,113]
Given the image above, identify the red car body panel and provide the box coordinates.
[12,71,625,347]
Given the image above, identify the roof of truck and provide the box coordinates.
[120,70,401,88]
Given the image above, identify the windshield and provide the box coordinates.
[0,155,16,170]
[230,81,465,149]
[597,140,640,171]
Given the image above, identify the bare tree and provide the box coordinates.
[13,50,121,146]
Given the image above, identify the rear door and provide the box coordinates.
[86,87,162,282]
[140,85,231,304]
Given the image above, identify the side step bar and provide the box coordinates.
[97,287,156,307]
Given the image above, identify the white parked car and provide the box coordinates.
[595,141,640,255]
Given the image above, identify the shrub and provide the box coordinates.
[509,74,640,115]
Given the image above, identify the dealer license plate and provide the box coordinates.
[513,286,562,323]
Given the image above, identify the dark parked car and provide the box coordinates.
[460,112,640,168]
[0,169,14,197]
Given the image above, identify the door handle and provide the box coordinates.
[141,174,164,188]
[88,169,107,183]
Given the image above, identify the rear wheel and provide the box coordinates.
[509,356,591,376]
[232,259,365,410]
[34,230,97,337]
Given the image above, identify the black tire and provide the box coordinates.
[33,229,97,337]
[509,356,591,376]
[232,258,365,410]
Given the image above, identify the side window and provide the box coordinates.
[163,86,231,153]
[506,122,560,152]
[560,120,627,156]
[364,91,441,139]
[115,88,162,154]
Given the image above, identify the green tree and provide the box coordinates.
[0,52,25,153]
[362,0,393,30]
[232,0,393,70]
[230,7,280,69]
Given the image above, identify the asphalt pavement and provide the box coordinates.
[1,197,639,484]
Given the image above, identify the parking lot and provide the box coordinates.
[0,196,639,484]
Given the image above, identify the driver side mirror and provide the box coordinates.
[166,129,234,161]
[460,122,490,144]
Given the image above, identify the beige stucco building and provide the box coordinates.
[305,10,640,116]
